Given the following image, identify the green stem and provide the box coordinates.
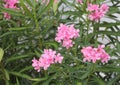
[33,0,43,49]
[93,22,99,43]
[84,14,90,45]
[33,0,39,32]
[91,63,96,73]
[0,62,9,85]
[86,63,96,84]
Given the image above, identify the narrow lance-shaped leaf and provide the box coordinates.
[53,1,58,15]
[0,48,4,62]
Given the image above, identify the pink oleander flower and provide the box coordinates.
[32,58,41,72]
[97,45,110,63]
[3,12,11,20]
[32,49,63,72]
[100,4,109,13]
[55,53,64,63]
[3,0,18,19]
[87,3,109,21]
[88,10,104,21]
[55,24,80,49]
[62,39,73,49]
[87,4,99,12]
[77,0,82,4]
[81,45,110,63]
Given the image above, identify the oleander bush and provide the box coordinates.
[0,0,120,85]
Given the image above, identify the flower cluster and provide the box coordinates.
[81,45,110,63]
[32,49,63,72]
[55,24,80,49]
[76,0,82,4]
[3,0,18,19]
[87,3,109,21]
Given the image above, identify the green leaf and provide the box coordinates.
[0,6,25,17]
[116,42,120,53]
[6,53,35,64]
[77,82,82,85]
[8,27,30,31]
[96,66,120,72]
[9,71,48,82]
[0,20,18,27]
[80,71,90,80]
[19,66,33,73]
[34,50,41,58]
[0,32,17,38]
[0,48,4,62]
[108,6,120,14]
[16,78,20,85]
[26,0,33,7]
[80,64,94,80]
[29,77,48,82]
[96,22,120,28]
[0,14,3,19]
[9,71,31,79]
[107,73,120,85]
[42,73,57,85]
[96,31,120,36]
[53,1,58,15]
[93,75,105,85]
[19,0,33,17]
[4,69,10,80]
[87,33,95,42]
[45,41,58,49]
[38,0,54,19]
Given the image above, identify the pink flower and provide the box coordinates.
[55,53,64,63]
[87,3,109,22]
[81,45,110,63]
[76,0,82,4]
[87,4,99,12]
[88,10,104,21]
[41,49,56,64]
[32,49,64,72]
[62,38,73,49]
[32,58,41,72]
[97,45,110,63]
[3,0,18,19]
[100,4,109,13]
[39,57,51,70]
[3,12,11,20]
[55,24,80,49]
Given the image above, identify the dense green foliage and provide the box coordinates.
[0,0,120,85]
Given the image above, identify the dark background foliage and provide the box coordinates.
[0,0,120,85]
